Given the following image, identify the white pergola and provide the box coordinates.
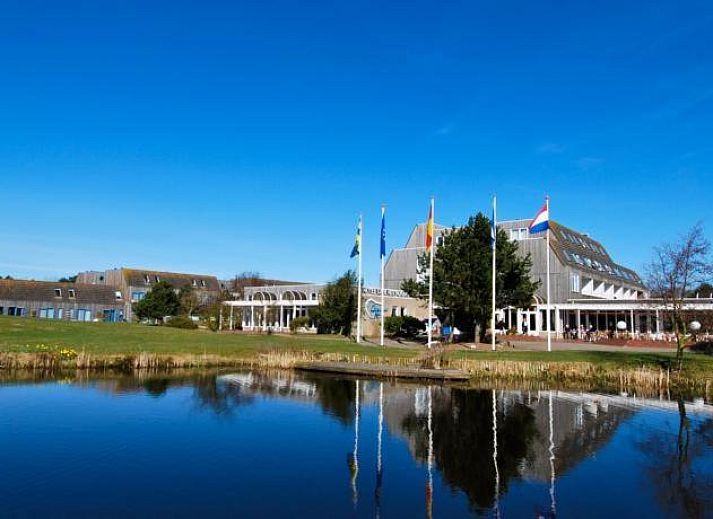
[499,298,713,338]
[221,285,321,332]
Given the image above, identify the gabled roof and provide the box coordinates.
[0,280,122,305]
[548,222,645,288]
[404,222,449,249]
[122,269,220,291]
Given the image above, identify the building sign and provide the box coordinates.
[365,299,382,319]
[362,287,409,298]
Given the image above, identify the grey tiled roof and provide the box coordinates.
[549,222,645,288]
[122,269,220,291]
[0,280,123,305]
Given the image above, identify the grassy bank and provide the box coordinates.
[1,317,712,393]
[0,316,414,358]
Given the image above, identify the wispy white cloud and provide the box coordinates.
[574,157,604,170]
[537,142,565,154]
[435,122,456,136]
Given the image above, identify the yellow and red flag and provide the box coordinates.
[425,204,434,250]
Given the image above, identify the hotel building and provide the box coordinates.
[384,219,712,338]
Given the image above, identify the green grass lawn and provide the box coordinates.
[0,316,415,358]
[1,317,712,375]
[447,348,713,377]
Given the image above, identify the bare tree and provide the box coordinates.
[229,271,264,299]
[647,224,712,369]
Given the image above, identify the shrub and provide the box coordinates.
[691,341,713,355]
[165,316,198,329]
[290,316,311,333]
[385,315,425,338]
[385,316,404,335]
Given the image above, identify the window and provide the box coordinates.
[115,291,122,300]
[68,289,76,299]
[76,309,92,322]
[155,275,160,283]
[192,279,197,287]
[131,291,146,302]
[436,235,445,246]
[200,280,206,288]
[510,227,527,241]
[509,228,528,241]
[570,273,581,293]
[311,293,317,300]
[144,274,151,284]
[54,288,62,298]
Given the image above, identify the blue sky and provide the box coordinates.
[1,1,712,285]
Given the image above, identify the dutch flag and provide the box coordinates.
[528,200,549,234]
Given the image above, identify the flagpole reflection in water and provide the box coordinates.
[549,390,557,517]
[492,389,501,519]
[426,386,434,519]
[375,381,384,518]
[348,379,360,509]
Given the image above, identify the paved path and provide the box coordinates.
[486,339,677,354]
[358,336,679,354]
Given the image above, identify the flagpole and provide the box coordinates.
[427,197,435,349]
[491,195,497,352]
[380,205,385,347]
[546,196,552,352]
[356,214,363,343]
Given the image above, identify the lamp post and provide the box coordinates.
[690,320,702,343]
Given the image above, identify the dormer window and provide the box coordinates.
[54,288,62,298]
[192,279,197,287]
[200,280,206,288]
[144,274,151,284]
[68,289,76,299]
[155,275,160,283]
[115,291,122,300]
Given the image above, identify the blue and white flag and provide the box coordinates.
[528,199,549,234]
[490,196,497,250]
[350,217,361,258]
[380,206,386,258]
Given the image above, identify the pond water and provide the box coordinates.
[1,370,712,518]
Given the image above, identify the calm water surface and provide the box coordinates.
[1,370,712,518]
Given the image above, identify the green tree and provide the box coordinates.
[687,282,713,298]
[310,270,357,335]
[401,278,427,299]
[417,213,538,341]
[134,281,181,322]
[58,275,77,283]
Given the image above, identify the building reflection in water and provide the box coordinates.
[76,370,713,516]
